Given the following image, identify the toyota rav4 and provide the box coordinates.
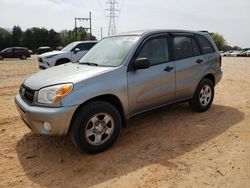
[15,30,222,153]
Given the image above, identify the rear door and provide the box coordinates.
[127,34,176,115]
[171,33,205,100]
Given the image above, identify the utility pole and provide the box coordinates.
[100,27,103,39]
[74,12,92,40]
[106,0,119,36]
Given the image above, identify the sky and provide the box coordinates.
[0,0,250,48]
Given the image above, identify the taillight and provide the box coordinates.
[219,55,222,67]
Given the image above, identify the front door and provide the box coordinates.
[127,35,176,116]
[71,43,88,62]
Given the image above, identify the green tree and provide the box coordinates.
[11,25,23,46]
[0,27,11,50]
[210,33,227,51]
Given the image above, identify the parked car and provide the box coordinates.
[36,46,53,55]
[0,47,31,60]
[15,30,222,153]
[246,50,250,57]
[227,51,242,57]
[237,50,250,57]
[38,41,97,69]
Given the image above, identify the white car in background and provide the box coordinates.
[227,51,241,57]
[38,41,97,69]
[246,50,250,57]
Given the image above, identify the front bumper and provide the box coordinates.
[39,62,49,70]
[15,93,78,136]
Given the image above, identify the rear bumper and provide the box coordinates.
[215,70,223,85]
[15,94,78,136]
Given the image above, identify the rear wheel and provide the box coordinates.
[0,55,4,60]
[70,101,122,154]
[189,78,214,112]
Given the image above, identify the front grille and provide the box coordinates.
[38,57,43,63]
[20,84,35,104]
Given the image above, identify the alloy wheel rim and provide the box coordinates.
[85,113,114,146]
[199,85,212,107]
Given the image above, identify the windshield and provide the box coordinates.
[61,42,78,51]
[79,36,140,67]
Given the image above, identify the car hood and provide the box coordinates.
[24,63,113,90]
[39,50,65,57]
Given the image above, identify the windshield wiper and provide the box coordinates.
[80,62,99,66]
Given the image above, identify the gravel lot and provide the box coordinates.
[0,56,250,187]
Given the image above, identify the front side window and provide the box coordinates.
[2,48,12,53]
[196,35,215,54]
[61,42,78,51]
[79,36,140,67]
[75,43,88,51]
[137,36,169,66]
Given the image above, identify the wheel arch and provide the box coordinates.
[55,58,71,65]
[68,94,126,134]
[203,73,215,86]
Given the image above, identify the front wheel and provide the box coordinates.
[70,101,122,154]
[0,55,4,60]
[189,78,214,112]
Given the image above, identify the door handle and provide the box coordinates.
[164,66,174,72]
[196,59,204,64]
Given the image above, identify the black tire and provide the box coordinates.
[0,55,3,60]
[189,78,214,112]
[20,55,27,60]
[70,101,122,154]
[56,59,70,66]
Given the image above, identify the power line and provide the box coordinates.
[74,12,92,40]
[106,0,120,36]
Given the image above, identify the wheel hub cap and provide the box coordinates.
[85,113,115,146]
[94,121,105,133]
[199,85,212,107]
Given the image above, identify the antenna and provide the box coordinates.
[106,0,119,36]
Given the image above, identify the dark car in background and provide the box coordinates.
[36,46,53,55]
[0,47,31,60]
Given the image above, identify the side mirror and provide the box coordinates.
[134,58,150,69]
[74,48,80,54]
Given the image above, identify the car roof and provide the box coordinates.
[116,29,208,37]
[72,41,98,44]
[37,46,51,49]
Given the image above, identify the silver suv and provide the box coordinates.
[15,30,222,153]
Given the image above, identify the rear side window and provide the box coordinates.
[137,36,169,66]
[173,36,201,60]
[196,35,215,54]
[191,38,201,56]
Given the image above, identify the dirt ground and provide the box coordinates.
[0,56,250,188]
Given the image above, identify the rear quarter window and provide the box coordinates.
[196,35,215,54]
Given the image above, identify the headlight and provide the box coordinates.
[45,54,57,59]
[38,83,73,104]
